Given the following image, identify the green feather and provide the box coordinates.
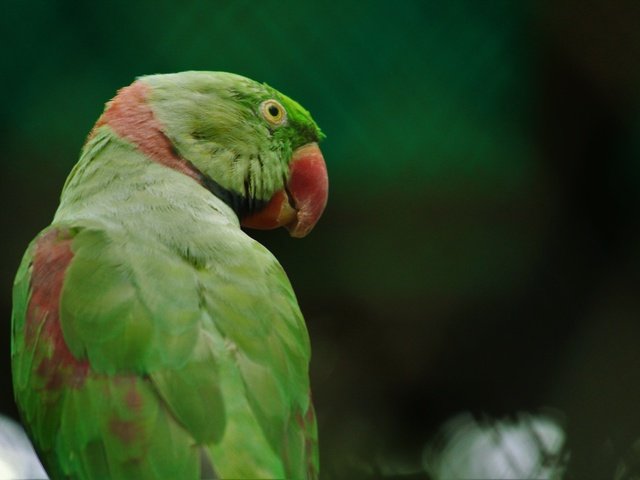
[12,72,322,479]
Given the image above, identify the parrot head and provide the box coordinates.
[93,71,328,237]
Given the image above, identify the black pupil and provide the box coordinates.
[268,105,280,117]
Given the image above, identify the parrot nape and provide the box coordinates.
[11,71,328,479]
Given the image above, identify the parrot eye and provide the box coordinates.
[260,99,287,126]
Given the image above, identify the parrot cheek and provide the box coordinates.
[241,143,328,237]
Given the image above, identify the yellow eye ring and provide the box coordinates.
[260,99,287,126]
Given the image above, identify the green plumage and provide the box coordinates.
[12,72,323,479]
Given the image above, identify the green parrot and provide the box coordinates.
[11,71,328,479]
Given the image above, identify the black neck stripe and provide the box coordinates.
[199,173,267,218]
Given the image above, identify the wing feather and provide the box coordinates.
[13,222,318,479]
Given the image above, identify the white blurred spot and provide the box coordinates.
[0,415,48,480]
[423,412,567,480]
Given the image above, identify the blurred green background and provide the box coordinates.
[2,1,640,478]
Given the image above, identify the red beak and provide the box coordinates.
[241,142,328,238]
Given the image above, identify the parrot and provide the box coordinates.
[11,71,328,479]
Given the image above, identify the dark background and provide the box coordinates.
[2,1,640,478]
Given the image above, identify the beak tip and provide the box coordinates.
[286,143,328,238]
